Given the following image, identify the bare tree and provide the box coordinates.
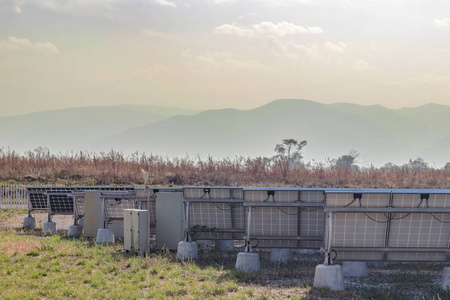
[332,149,360,171]
[274,139,307,168]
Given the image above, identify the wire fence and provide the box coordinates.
[0,185,28,209]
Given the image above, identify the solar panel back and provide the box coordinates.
[183,187,244,240]
[243,188,324,248]
[325,191,450,262]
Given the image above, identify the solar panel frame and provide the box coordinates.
[182,187,245,240]
[242,188,325,249]
[324,190,450,262]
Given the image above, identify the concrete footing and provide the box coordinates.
[313,264,345,291]
[67,225,83,238]
[215,240,235,252]
[96,228,115,244]
[270,248,294,263]
[235,252,261,273]
[342,261,369,277]
[23,217,36,229]
[441,267,450,290]
[176,241,198,260]
[42,222,56,234]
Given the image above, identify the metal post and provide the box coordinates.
[102,196,106,229]
[326,211,333,265]
[146,189,152,254]
[73,195,77,225]
[27,191,31,217]
[185,201,190,242]
[245,206,252,252]
[47,194,52,222]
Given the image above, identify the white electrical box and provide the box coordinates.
[133,209,149,254]
[123,209,133,252]
[123,209,149,255]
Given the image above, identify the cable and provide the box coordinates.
[426,199,450,223]
[277,207,304,215]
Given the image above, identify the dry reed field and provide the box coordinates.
[0,148,449,188]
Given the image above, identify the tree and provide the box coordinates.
[404,157,429,172]
[332,149,360,171]
[381,162,399,173]
[274,138,307,169]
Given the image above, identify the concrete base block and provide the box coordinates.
[235,252,261,273]
[342,261,369,277]
[23,217,36,229]
[79,218,84,227]
[270,248,294,263]
[313,264,345,291]
[67,225,83,238]
[176,241,198,260]
[42,222,56,234]
[215,240,235,252]
[441,267,450,290]
[96,228,115,244]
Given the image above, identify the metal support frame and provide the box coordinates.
[244,206,252,252]
[183,197,244,240]
[184,201,191,242]
[46,194,52,222]
[325,212,333,265]
[243,200,324,250]
[324,193,450,262]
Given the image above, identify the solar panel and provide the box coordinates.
[243,188,325,249]
[324,190,450,262]
[183,187,244,240]
[27,186,135,218]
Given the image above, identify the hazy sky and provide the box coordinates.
[1,0,450,116]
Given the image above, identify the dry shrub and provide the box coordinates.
[0,147,449,188]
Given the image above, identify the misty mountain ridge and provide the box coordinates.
[1,99,449,167]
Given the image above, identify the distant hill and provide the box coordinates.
[100,99,450,167]
[0,105,199,154]
[1,99,449,167]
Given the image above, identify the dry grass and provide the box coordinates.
[1,147,449,188]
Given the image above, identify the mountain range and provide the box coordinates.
[1,99,449,167]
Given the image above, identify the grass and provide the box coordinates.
[2,210,450,299]
[0,229,319,299]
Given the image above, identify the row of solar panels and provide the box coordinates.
[27,186,450,262]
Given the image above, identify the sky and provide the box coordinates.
[1,0,450,116]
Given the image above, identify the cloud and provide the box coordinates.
[0,37,60,54]
[253,22,323,36]
[214,23,256,37]
[434,18,450,27]
[15,6,21,13]
[214,21,323,37]
[323,41,347,53]
[150,0,176,7]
